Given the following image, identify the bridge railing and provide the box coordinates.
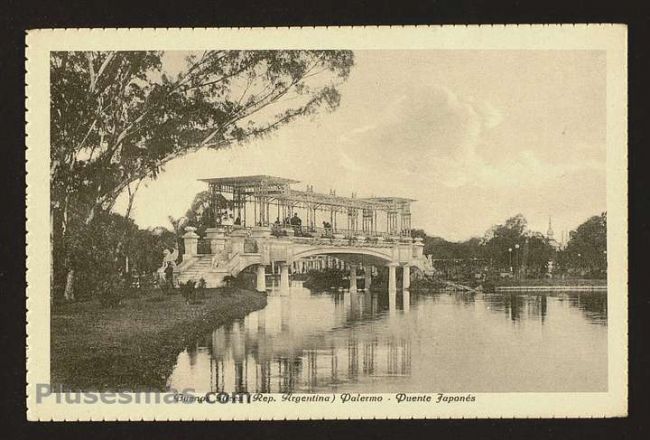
[269,225,409,240]
[277,234,406,249]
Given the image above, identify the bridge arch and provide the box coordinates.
[230,255,263,277]
[291,247,394,265]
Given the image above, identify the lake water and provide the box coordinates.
[167,281,607,393]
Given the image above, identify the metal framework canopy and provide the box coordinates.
[361,196,416,212]
[198,174,416,235]
[198,175,299,195]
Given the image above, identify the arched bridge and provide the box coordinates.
[175,174,434,292]
[177,226,432,292]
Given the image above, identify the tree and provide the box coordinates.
[182,190,214,237]
[480,214,556,276]
[560,212,607,276]
[524,232,555,276]
[51,50,354,300]
[65,212,176,301]
[482,214,528,269]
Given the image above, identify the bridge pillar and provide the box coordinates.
[280,263,290,290]
[206,227,226,254]
[182,227,199,259]
[413,237,424,258]
[256,265,267,292]
[388,263,398,292]
[349,264,357,292]
[403,289,410,312]
[230,229,248,255]
[364,268,372,291]
[402,264,410,290]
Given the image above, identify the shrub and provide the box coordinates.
[138,272,156,293]
[221,275,239,295]
[96,274,125,308]
[179,280,196,303]
[196,278,207,299]
[303,268,348,290]
[222,275,236,287]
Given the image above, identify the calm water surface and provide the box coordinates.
[167,281,607,393]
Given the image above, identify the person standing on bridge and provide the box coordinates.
[222,213,234,232]
[272,217,282,237]
[323,221,332,236]
[291,212,302,235]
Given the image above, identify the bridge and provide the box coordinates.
[176,175,433,291]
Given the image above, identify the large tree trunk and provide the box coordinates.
[51,205,67,302]
[54,200,97,302]
[63,269,75,301]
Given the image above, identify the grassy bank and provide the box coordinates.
[51,288,267,391]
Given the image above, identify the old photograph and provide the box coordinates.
[26,26,627,420]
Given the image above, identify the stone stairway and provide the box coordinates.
[177,252,263,287]
[177,255,224,286]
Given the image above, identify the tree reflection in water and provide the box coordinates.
[482,291,606,325]
[167,281,607,394]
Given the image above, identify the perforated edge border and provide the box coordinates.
[24,25,629,421]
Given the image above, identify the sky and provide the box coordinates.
[115,50,607,242]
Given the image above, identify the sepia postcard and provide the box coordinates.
[26,25,628,420]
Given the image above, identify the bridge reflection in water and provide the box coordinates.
[167,281,413,394]
[167,281,608,393]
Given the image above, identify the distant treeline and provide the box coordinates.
[411,212,606,279]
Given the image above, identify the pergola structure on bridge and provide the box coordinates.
[198,175,415,237]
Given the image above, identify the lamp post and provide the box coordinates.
[514,244,520,278]
[508,248,513,273]
[577,253,582,273]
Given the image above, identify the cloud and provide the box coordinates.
[334,85,504,185]
[335,84,605,198]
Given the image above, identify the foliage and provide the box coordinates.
[524,232,555,275]
[415,214,557,279]
[196,278,207,299]
[56,210,177,301]
[415,213,606,280]
[558,212,607,276]
[220,275,239,295]
[303,268,348,290]
[480,214,556,276]
[51,51,354,214]
[408,277,447,291]
[180,280,196,303]
[482,214,528,268]
[51,49,354,300]
[169,190,214,239]
[222,275,237,287]
[412,229,484,260]
[96,273,125,308]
